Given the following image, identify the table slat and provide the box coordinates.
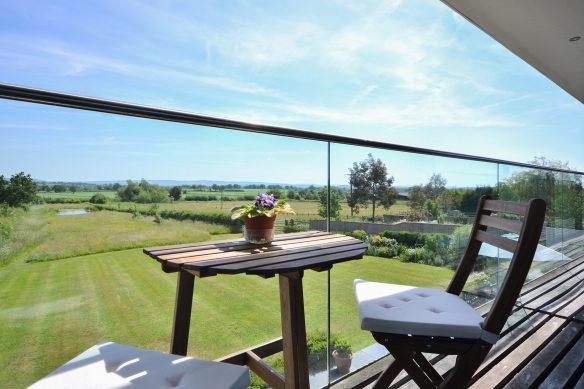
[207,242,366,274]
[182,239,364,271]
[145,232,367,276]
[145,231,327,256]
[159,234,353,262]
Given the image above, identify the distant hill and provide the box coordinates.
[37,179,322,188]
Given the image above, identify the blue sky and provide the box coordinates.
[1,0,582,187]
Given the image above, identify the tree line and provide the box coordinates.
[0,173,37,208]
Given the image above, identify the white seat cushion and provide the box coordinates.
[28,342,250,389]
[354,279,489,340]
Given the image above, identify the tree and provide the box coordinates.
[500,157,582,229]
[116,179,170,203]
[318,187,342,220]
[424,173,447,200]
[89,193,107,204]
[348,154,397,220]
[408,185,426,210]
[52,184,67,193]
[117,180,141,202]
[459,186,497,213]
[287,189,299,200]
[0,172,37,208]
[169,186,182,201]
[270,189,285,199]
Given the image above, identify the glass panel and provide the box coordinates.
[556,172,584,263]
[2,98,583,388]
[327,144,498,384]
[498,164,567,283]
[0,101,328,389]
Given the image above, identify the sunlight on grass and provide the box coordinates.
[0,249,451,388]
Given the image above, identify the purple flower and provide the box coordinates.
[255,193,276,210]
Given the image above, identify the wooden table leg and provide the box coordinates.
[279,272,310,389]
[170,270,195,356]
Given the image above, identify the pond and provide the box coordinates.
[57,209,89,216]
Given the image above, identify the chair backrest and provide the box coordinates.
[446,195,546,335]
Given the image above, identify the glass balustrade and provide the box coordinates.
[0,97,582,389]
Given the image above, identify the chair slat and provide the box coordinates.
[483,200,528,215]
[476,230,518,253]
[479,214,523,234]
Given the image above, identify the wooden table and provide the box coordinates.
[143,231,367,389]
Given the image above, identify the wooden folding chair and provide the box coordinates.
[354,196,546,388]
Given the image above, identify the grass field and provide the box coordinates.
[39,190,411,220]
[23,205,234,264]
[38,191,117,200]
[0,204,449,388]
[109,198,410,221]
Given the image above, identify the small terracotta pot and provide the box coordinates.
[243,215,276,244]
[332,350,354,374]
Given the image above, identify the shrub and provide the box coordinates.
[89,193,107,204]
[332,337,352,358]
[368,235,399,258]
[93,204,243,232]
[379,231,422,246]
[404,208,430,222]
[374,246,398,258]
[307,331,329,371]
[43,197,84,204]
[345,229,367,242]
[398,247,433,264]
[184,195,219,201]
[379,231,449,249]
[283,224,308,233]
[235,195,256,201]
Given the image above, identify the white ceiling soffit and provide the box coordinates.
[441,0,584,104]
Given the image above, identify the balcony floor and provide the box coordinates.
[334,245,584,388]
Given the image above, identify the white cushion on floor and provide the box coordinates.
[27,342,250,389]
[354,279,486,340]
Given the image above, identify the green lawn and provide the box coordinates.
[0,204,450,388]
[0,251,451,388]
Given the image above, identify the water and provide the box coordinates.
[57,209,89,216]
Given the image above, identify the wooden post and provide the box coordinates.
[170,270,195,356]
[279,272,310,389]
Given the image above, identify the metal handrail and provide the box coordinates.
[1,82,582,175]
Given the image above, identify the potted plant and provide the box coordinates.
[230,193,294,244]
[332,337,353,374]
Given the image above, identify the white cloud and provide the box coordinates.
[350,85,379,105]
[0,37,284,99]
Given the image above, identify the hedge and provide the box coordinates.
[92,204,242,232]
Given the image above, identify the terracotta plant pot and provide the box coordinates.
[243,215,276,244]
[332,350,354,374]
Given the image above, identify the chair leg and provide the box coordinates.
[439,344,490,388]
[390,345,437,389]
[412,351,443,386]
[372,358,403,389]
